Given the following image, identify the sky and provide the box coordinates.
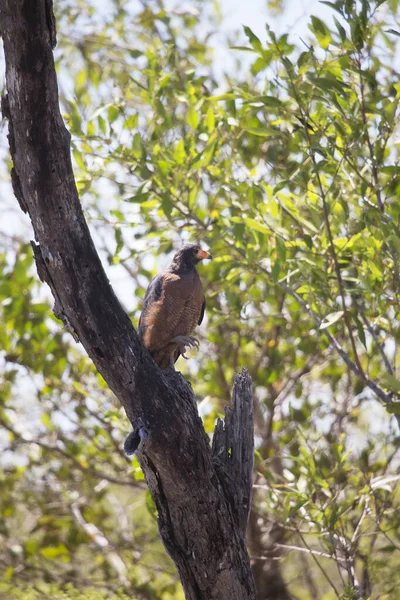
[217,0,333,40]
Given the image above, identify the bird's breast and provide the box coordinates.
[173,271,204,335]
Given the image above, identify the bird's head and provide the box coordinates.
[170,244,212,272]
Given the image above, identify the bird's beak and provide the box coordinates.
[198,249,212,260]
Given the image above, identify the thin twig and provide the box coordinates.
[224,239,398,416]
[274,543,346,563]
[297,532,341,598]
[314,157,365,377]
[357,53,384,213]
[0,417,139,488]
[70,500,130,587]
[358,308,394,375]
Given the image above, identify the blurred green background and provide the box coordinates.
[1,0,400,598]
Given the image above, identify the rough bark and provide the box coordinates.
[0,1,257,598]
[212,372,254,536]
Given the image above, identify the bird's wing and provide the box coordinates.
[139,272,190,351]
[138,274,164,338]
[198,297,206,325]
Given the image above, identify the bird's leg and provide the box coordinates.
[172,335,200,359]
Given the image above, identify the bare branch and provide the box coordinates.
[274,543,346,563]
[70,500,131,587]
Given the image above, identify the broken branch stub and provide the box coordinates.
[212,368,254,536]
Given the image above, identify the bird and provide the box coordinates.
[138,243,212,369]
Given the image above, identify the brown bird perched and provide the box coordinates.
[138,243,212,369]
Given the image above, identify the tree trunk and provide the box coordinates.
[0,1,257,598]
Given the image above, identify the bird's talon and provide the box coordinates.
[180,347,189,359]
[172,335,200,351]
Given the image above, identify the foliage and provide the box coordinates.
[1,0,400,598]
[0,582,131,599]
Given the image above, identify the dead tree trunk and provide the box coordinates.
[0,1,257,598]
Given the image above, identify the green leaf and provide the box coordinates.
[354,316,367,349]
[2,567,13,581]
[244,95,284,108]
[383,374,400,394]
[272,260,281,281]
[244,218,269,235]
[244,127,277,137]
[125,180,152,203]
[98,115,106,135]
[243,26,263,52]
[334,17,347,42]
[320,1,345,15]
[40,545,69,559]
[161,195,173,218]
[115,228,123,255]
[173,139,186,164]
[206,106,215,133]
[41,413,52,429]
[314,77,350,97]
[187,105,200,130]
[310,15,331,48]
[319,311,344,329]
[230,45,258,53]
[72,381,89,396]
[131,132,142,159]
[386,29,400,37]
[310,15,329,36]
[288,498,308,517]
[107,105,120,124]
[73,148,85,170]
[350,19,364,50]
[24,540,39,556]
